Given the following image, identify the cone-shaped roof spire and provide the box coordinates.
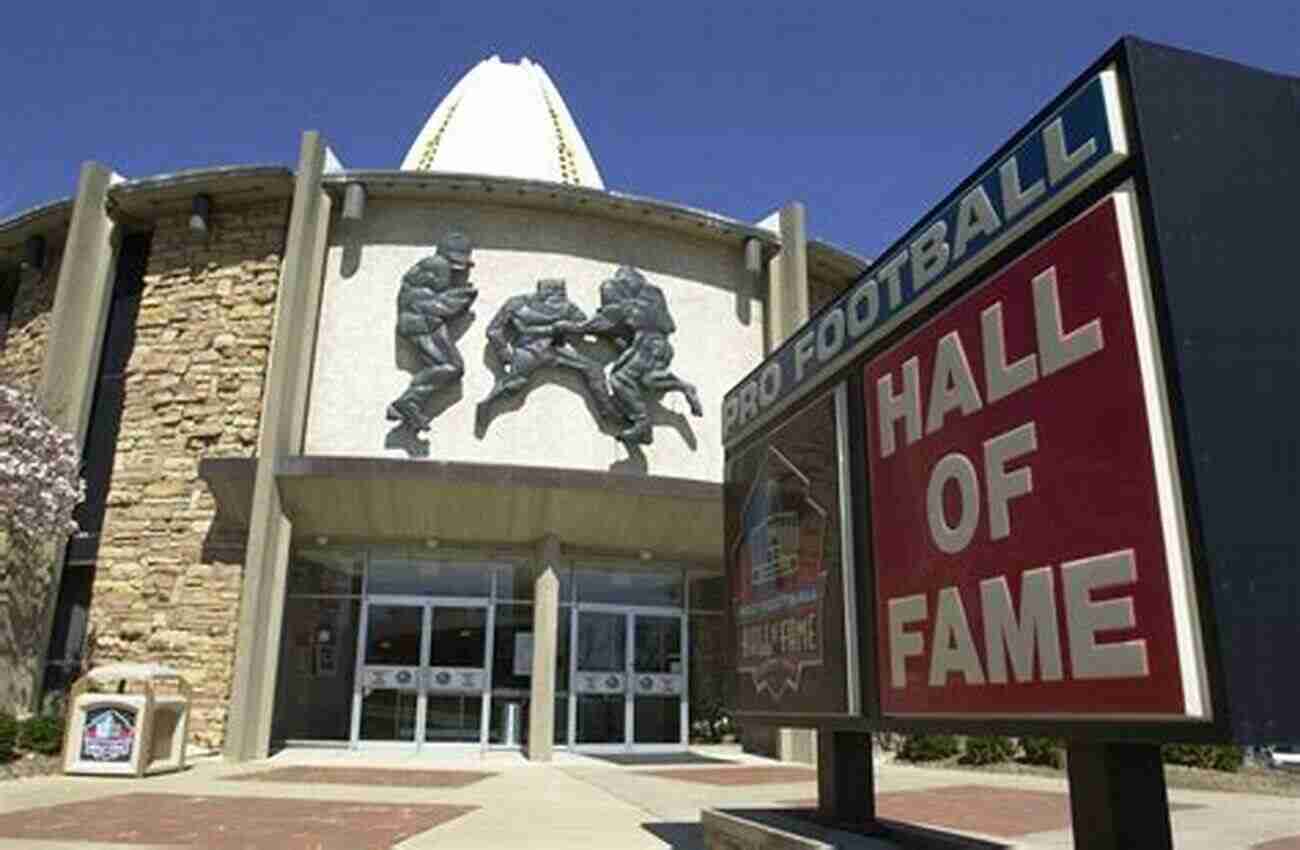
[401,55,604,189]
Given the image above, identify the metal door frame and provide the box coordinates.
[568,603,688,752]
[350,594,494,752]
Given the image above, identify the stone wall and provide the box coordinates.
[1,250,63,390]
[0,253,63,713]
[89,201,286,747]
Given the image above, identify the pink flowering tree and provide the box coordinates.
[0,380,83,551]
[0,378,84,710]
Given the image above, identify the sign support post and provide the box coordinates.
[816,730,879,832]
[1066,742,1172,850]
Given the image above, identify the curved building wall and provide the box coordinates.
[304,198,764,481]
[87,200,287,747]
[0,251,63,711]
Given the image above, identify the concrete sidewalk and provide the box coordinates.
[0,747,1296,849]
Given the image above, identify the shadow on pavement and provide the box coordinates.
[642,822,707,850]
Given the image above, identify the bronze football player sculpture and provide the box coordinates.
[562,265,703,445]
[386,233,478,432]
[480,278,617,420]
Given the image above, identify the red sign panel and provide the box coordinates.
[864,190,1208,719]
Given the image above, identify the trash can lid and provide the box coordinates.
[85,662,181,681]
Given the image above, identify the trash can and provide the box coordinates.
[63,662,191,777]
[503,701,521,747]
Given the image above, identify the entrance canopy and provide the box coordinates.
[202,456,722,561]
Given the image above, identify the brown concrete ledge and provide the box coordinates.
[274,455,724,561]
[703,807,1006,850]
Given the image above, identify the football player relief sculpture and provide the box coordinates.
[387,233,478,433]
[481,266,702,445]
[386,234,701,446]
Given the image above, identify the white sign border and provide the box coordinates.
[875,184,1213,723]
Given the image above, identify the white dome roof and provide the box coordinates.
[401,55,604,189]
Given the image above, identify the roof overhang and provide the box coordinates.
[108,165,294,220]
[201,455,725,562]
[0,197,73,265]
[324,169,780,252]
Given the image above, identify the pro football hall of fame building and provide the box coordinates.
[0,55,865,760]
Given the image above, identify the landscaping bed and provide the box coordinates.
[890,755,1300,798]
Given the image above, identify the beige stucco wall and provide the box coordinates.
[304,199,764,480]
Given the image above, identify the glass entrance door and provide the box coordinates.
[574,611,627,745]
[425,605,489,744]
[570,606,686,750]
[357,601,423,743]
[632,614,685,744]
[353,597,492,748]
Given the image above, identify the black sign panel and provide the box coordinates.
[725,388,857,718]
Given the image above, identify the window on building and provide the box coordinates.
[271,550,365,744]
[574,567,683,607]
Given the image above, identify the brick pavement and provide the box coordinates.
[0,792,477,850]
[783,784,1204,838]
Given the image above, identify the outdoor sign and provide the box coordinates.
[80,705,137,763]
[864,188,1209,719]
[724,37,1300,746]
[723,67,1128,448]
[726,389,858,717]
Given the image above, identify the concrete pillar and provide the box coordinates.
[527,535,561,761]
[766,200,818,764]
[224,132,332,761]
[766,201,810,350]
[39,162,122,446]
[30,162,122,711]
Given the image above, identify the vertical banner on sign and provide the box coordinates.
[726,388,857,716]
[864,187,1209,720]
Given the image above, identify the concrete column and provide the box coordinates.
[527,535,561,761]
[224,132,332,761]
[766,201,809,350]
[30,162,122,711]
[39,162,121,445]
[767,200,817,764]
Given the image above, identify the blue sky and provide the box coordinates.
[2,2,1298,258]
